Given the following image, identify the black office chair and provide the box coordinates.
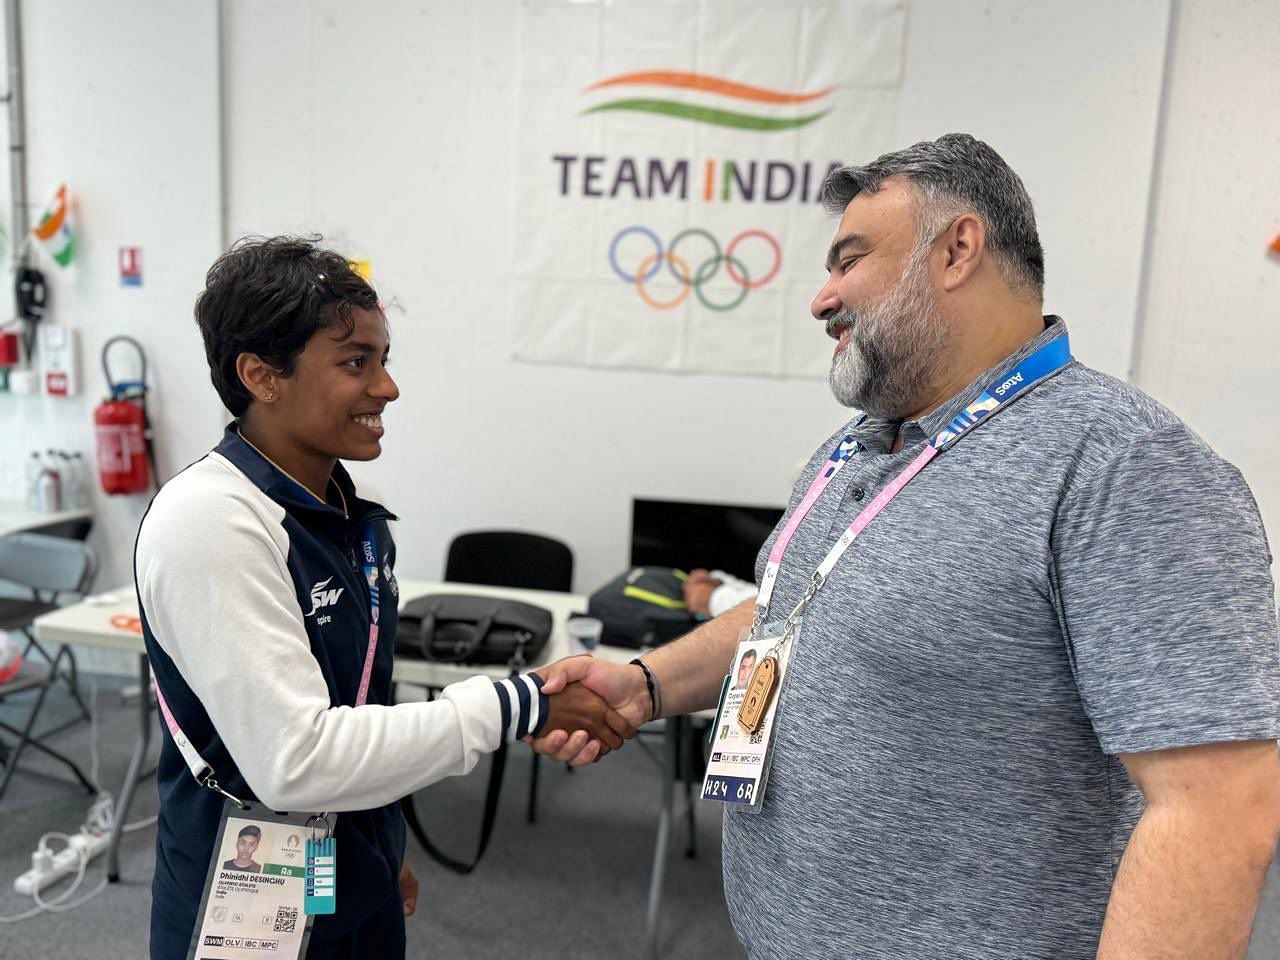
[444,531,574,593]
[0,532,98,800]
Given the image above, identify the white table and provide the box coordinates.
[34,579,586,677]
[35,580,702,958]
[0,503,93,539]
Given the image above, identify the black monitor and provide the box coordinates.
[629,497,785,583]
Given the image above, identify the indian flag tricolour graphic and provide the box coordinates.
[580,70,835,132]
[33,184,74,268]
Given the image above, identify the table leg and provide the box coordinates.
[527,753,540,824]
[645,716,680,960]
[108,653,153,882]
[681,720,697,859]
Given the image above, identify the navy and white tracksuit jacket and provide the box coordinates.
[136,425,548,957]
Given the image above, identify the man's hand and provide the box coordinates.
[399,862,419,917]
[526,656,651,765]
[682,569,722,618]
[540,678,637,759]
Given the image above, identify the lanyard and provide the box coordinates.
[354,524,381,706]
[755,430,864,612]
[754,334,1072,636]
[153,525,383,806]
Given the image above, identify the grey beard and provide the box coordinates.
[827,244,947,418]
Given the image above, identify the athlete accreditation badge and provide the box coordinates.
[187,806,329,960]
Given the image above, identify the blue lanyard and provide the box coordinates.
[932,333,1072,449]
[757,332,1072,616]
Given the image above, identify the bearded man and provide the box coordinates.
[536,133,1280,959]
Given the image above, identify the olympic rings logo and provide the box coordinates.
[608,226,783,311]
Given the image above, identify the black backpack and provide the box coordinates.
[587,567,696,649]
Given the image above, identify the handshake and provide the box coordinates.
[528,656,654,765]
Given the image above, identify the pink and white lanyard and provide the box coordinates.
[752,335,1072,644]
[152,525,382,807]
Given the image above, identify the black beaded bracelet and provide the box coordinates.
[630,658,660,722]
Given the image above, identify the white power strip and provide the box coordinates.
[13,832,110,897]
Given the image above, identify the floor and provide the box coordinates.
[2,673,1279,959]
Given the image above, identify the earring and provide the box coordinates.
[264,390,275,402]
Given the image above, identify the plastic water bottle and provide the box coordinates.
[57,451,84,509]
[36,466,61,513]
[25,451,42,510]
[37,449,61,513]
[70,452,90,508]
[57,451,72,504]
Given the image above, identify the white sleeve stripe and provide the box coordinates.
[497,678,520,742]
[493,680,512,744]
[520,674,541,735]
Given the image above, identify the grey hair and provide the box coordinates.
[820,133,1044,300]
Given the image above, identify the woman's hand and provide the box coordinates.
[541,682,636,757]
[399,862,419,916]
[528,658,651,765]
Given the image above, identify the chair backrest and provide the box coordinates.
[33,517,94,541]
[0,533,97,598]
[444,531,574,593]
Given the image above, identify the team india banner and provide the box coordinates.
[513,0,907,377]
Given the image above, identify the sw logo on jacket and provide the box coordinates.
[305,576,345,616]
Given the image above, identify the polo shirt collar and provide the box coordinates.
[896,315,1069,447]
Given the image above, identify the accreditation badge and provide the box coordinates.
[187,805,330,960]
[700,621,795,812]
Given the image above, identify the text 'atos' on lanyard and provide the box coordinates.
[153,525,383,806]
[753,334,1072,647]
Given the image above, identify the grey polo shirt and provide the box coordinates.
[722,317,1280,959]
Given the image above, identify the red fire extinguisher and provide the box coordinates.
[95,336,156,495]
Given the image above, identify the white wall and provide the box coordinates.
[3,0,1277,678]
[1136,0,1280,551]
[222,0,1172,594]
[897,0,1170,374]
[0,0,221,669]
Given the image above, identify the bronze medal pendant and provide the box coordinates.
[736,654,779,734]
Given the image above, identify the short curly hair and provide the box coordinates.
[194,235,379,417]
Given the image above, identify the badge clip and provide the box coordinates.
[202,775,248,810]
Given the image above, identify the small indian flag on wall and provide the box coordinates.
[33,184,74,267]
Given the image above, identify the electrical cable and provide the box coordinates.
[0,677,157,922]
[33,854,107,915]
[0,897,48,923]
[30,835,92,913]
[87,676,159,831]
[86,676,159,831]
[0,833,93,923]
[87,676,100,789]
